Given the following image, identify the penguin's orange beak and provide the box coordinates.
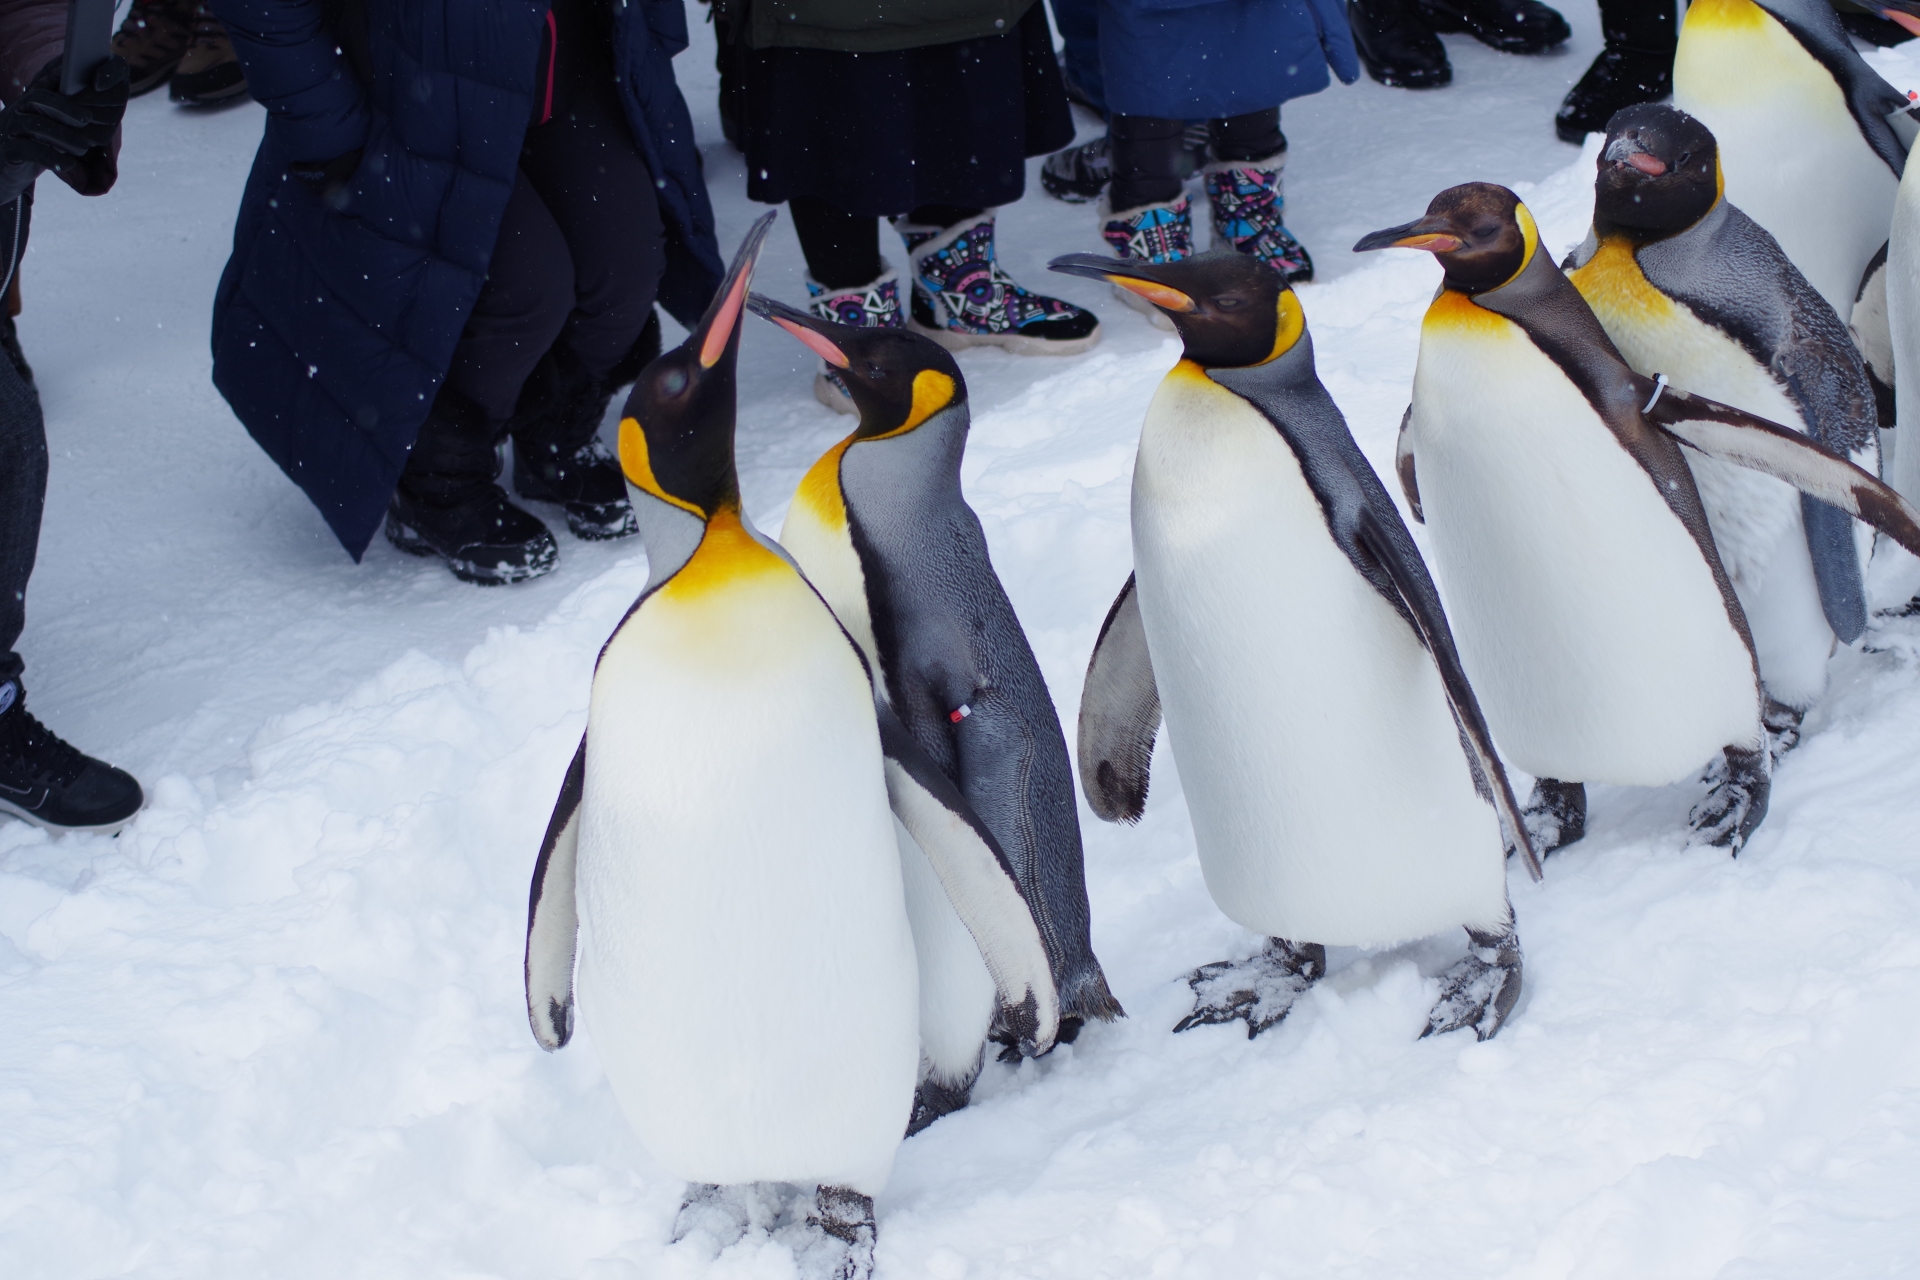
[1353,216,1462,256]
[1880,4,1920,37]
[745,293,852,369]
[692,212,776,369]
[1046,253,1200,313]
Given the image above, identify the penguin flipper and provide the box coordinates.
[1395,406,1422,523]
[1646,383,1920,560]
[1352,507,1543,881]
[1076,574,1161,824]
[876,700,1062,1055]
[525,734,586,1051]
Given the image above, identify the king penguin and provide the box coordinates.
[1673,0,1909,326]
[746,297,1125,1131]
[1045,247,1542,1044]
[1564,104,1880,757]
[520,214,1060,1277]
[1357,183,1920,856]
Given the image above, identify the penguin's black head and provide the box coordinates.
[1353,183,1535,295]
[744,296,968,437]
[1045,249,1303,369]
[1592,104,1720,241]
[618,212,775,519]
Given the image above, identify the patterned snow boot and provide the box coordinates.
[804,267,904,415]
[897,214,1101,356]
[1204,149,1314,283]
[1099,194,1195,331]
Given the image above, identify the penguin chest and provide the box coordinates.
[1129,365,1508,948]
[1572,241,1807,592]
[781,438,885,685]
[1675,0,1896,317]
[1409,299,1758,786]
[1886,161,1920,505]
[576,531,918,1193]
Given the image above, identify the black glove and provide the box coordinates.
[0,55,130,207]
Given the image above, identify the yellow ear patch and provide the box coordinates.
[618,417,704,518]
[1257,290,1307,364]
[871,368,956,439]
[1509,202,1542,286]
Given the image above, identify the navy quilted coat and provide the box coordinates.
[210,0,723,558]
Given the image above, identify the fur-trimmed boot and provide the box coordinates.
[1099,193,1195,331]
[897,213,1102,355]
[804,267,905,414]
[1203,149,1314,283]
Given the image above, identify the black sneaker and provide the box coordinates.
[1555,44,1673,144]
[1042,135,1113,204]
[513,438,638,541]
[0,679,143,834]
[1417,0,1569,53]
[1349,0,1452,89]
[386,485,559,585]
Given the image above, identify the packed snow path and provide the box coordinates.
[8,7,1920,1276]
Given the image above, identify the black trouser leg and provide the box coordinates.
[519,83,667,384]
[442,172,574,427]
[0,312,45,685]
[1109,114,1190,210]
[1601,0,1676,54]
[790,197,884,289]
[1207,107,1282,162]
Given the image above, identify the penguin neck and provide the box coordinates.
[851,401,969,497]
[1593,196,1719,249]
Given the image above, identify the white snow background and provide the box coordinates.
[8,5,1920,1275]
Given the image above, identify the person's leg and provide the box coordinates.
[389,172,566,582]
[0,312,46,686]
[1108,114,1190,212]
[1047,0,1106,113]
[1201,106,1312,282]
[1554,0,1678,144]
[789,196,886,291]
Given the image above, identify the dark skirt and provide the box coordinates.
[742,0,1074,216]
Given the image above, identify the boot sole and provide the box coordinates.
[511,474,641,541]
[908,317,1103,357]
[386,514,558,585]
[0,794,138,835]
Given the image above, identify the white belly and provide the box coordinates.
[1594,287,1836,706]
[895,818,995,1087]
[1130,367,1508,949]
[1409,314,1759,785]
[576,564,918,1195]
[1675,7,1897,320]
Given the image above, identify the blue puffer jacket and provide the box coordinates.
[210,0,723,559]
[1097,0,1358,120]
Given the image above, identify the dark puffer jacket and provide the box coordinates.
[210,0,723,559]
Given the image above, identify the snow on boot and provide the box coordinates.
[113,0,195,97]
[0,678,143,834]
[1689,744,1772,854]
[1554,0,1675,144]
[1204,150,1314,283]
[1417,0,1569,54]
[390,394,558,585]
[1042,134,1113,204]
[1522,777,1587,856]
[1423,920,1522,1041]
[509,350,638,541]
[1174,937,1326,1039]
[898,214,1101,356]
[1100,193,1195,330]
[804,267,904,414]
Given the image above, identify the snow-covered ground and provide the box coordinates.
[9,6,1920,1276]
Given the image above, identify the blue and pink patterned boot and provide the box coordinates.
[805,267,904,414]
[896,214,1102,356]
[1099,193,1195,331]
[1203,149,1314,283]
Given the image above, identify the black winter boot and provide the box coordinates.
[509,348,638,541]
[0,678,143,833]
[1418,0,1569,54]
[388,391,558,585]
[1554,0,1676,143]
[1349,0,1452,89]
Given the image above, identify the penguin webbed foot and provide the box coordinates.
[1173,938,1325,1039]
[1762,697,1805,766]
[905,1072,975,1137]
[1422,922,1522,1042]
[1521,778,1587,856]
[1689,744,1771,855]
[794,1186,876,1280]
[671,1181,783,1248]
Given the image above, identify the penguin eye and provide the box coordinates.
[1213,294,1244,311]
[659,366,689,397]
[865,362,886,380]
[1677,152,1691,167]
